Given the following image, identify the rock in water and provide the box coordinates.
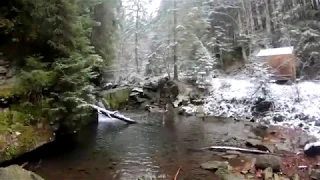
[200,161,230,171]
[254,155,281,171]
[304,141,320,157]
[0,165,44,180]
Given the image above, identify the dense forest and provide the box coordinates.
[116,0,320,81]
[0,0,319,134]
[0,0,119,133]
[0,0,320,179]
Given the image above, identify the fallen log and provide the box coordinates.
[88,104,137,124]
[208,146,270,154]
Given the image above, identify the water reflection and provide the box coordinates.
[33,112,222,180]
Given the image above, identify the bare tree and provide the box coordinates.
[173,0,178,80]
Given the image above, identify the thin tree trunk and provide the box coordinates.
[135,5,139,73]
[248,0,254,55]
[238,11,248,62]
[255,0,263,30]
[173,0,178,80]
[270,0,276,32]
[239,0,248,34]
[248,0,255,32]
[264,0,272,34]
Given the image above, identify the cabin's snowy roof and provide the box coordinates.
[256,46,294,57]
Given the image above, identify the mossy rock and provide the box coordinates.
[0,165,44,180]
[0,123,54,162]
[0,110,54,162]
[102,87,132,110]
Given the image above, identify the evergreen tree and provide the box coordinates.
[0,0,118,132]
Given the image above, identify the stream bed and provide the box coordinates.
[25,111,288,180]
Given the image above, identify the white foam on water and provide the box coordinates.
[98,113,118,123]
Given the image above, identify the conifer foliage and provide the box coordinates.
[0,0,118,132]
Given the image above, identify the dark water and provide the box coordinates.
[28,112,246,180]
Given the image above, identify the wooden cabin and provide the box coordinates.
[256,46,296,82]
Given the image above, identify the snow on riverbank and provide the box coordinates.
[203,77,320,139]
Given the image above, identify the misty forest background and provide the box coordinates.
[0,0,319,132]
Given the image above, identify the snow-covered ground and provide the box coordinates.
[203,77,320,139]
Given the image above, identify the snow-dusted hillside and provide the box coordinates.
[203,77,320,138]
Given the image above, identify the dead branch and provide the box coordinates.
[174,167,181,180]
[209,146,270,154]
[21,162,28,168]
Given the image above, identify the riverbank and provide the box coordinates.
[12,111,317,180]
[2,75,320,179]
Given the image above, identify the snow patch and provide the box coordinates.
[204,77,320,139]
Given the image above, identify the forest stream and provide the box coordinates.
[19,111,261,180]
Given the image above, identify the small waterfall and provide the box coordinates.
[96,100,113,123]
[91,100,136,124]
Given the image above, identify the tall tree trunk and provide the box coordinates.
[255,0,263,30]
[248,0,255,32]
[312,0,319,9]
[270,0,276,32]
[238,11,248,62]
[239,0,248,34]
[248,0,254,55]
[135,6,139,73]
[264,0,272,34]
[173,0,178,80]
[165,36,171,79]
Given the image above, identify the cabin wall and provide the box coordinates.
[266,54,296,81]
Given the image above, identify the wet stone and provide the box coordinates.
[215,167,245,180]
[222,154,238,160]
[273,115,284,122]
[254,155,281,172]
[310,169,320,180]
[264,167,273,180]
[200,161,230,171]
[226,150,242,155]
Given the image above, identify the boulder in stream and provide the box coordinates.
[253,154,281,171]
[102,87,132,109]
